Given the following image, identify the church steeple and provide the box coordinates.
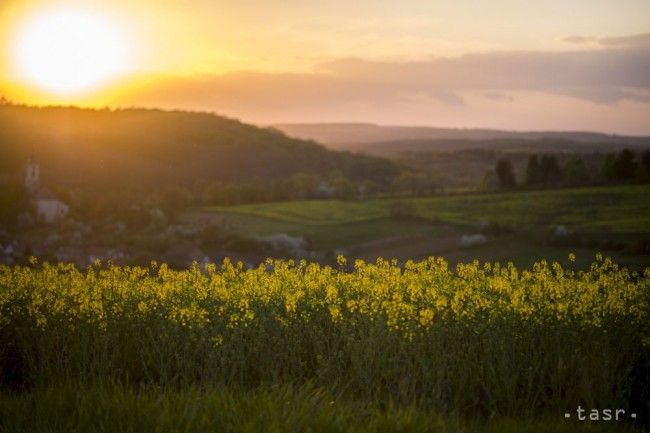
[25,156,40,190]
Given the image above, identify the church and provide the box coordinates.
[24,158,69,224]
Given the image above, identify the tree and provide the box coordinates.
[330,175,355,200]
[270,179,292,202]
[289,172,320,199]
[160,187,191,220]
[602,149,638,182]
[639,151,650,182]
[238,182,266,203]
[202,182,226,205]
[358,180,379,199]
[563,157,590,186]
[614,149,637,180]
[525,155,542,185]
[392,171,416,194]
[0,182,29,225]
[481,170,499,191]
[495,159,516,188]
[540,155,562,184]
[602,153,617,181]
[412,172,438,196]
[642,151,650,176]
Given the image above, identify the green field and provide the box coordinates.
[208,185,650,232]
[213,214,448,250]
[197,185,650,269]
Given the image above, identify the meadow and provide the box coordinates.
[211,184,650,232]
[202,184,650,270]
[1,255,648,431]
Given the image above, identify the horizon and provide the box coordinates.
[4,100,650,139]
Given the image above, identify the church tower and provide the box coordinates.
[25,156,40,190]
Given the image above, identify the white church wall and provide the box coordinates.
[36,199,69,223]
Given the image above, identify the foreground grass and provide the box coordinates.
[0,385,640,433]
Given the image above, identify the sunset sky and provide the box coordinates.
[1,0,649,134]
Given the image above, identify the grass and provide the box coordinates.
[208,184,650,233]
[446,237,650,270]
[409,185,650,232]
[207,200,386,225]
[0,385,640,433]
[198,185,650,269]
[219,215,447,250]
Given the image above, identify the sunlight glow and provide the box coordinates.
[12,9,130,95]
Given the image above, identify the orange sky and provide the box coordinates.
[1,0,649,134]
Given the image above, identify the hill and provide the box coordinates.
[273,123,650,151]
[0,105,400,193]
[274,124,650,189]
[344,137,650,158]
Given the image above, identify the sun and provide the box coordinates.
[12,9,130,95]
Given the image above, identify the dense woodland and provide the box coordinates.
[0,103,400,215]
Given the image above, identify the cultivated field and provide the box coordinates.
[0,256,648,431]
[202,185,650,269]
[212,185,650,231]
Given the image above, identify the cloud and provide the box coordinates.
[313,36,650,104]
[119,33,650,129]
[563,36,596,44]
[598,33,650,48]
[483,92,514,102]
[564,32,650,49]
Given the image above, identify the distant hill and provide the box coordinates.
[0,105,400,193]
[273,123,650,190]
[273,123,650,152]
[343,138,650,158]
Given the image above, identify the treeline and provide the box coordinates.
[490,148,650,189]
[196,172,371,206]
[0,103,400,193]
[0,173,370,224]
[200,169,442,206]
[72,169,437,223]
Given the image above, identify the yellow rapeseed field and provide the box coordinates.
[1,255,648,417]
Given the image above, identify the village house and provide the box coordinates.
[24,157,69,224]
[315,180,334,197]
